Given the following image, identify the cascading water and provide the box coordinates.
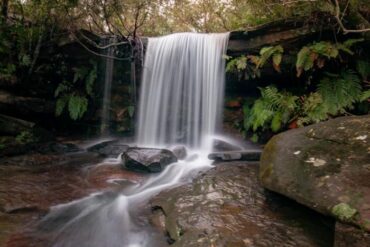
[100,38,115,135]
[37,33,229,247]
[137,33,229,150]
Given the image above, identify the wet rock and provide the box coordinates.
[334,222,370,247]
[150,162,334,246]
[87,140,129,158]
[260,115,370,232]
[122,148,177,173]
[212,138,242,151]
[208,150,261,161]
[37,142,81,154]
[171,146,187,160]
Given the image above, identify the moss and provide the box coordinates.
[332,203,358,222]
[259,135,280,181]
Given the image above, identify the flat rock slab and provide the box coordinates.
[150,162,334,247]
[260,115,370,233]
[208,150,262,161]
[122,147,177,173]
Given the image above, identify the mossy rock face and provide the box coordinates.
[259,115,370,232]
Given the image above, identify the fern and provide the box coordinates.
[356,60,370,80]
[360,90,370,101]
[55,95,68,116]
[296,39,361,77]
[318,70,362,115]
[68,95,88,120]
[245,86,298,133]
[257,45,284,71]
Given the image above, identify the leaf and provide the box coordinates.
[55,96,68,116]
[250,133,259,143]
[73,67,88,83]
[54,82,69,97]
[68,95,88,120]
[356,60,370,80]
[343,38,364,48]
[271,112,282,132]
[360,90,370,102]
[20,54,31,66]
[272,53,282,72]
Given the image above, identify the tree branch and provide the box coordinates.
[333,0,370,34]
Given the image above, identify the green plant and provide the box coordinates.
[252,45,284,72]
[297,70,369,126]
[54,60,97,120]
[225,45,284,79]
[15,131,38,144]
[244,86,298,133]
[296,39,363,77]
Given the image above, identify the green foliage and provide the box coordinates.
[257,45,284,72]
[296,39,363,77]
[332,203,358,222]
[226,45,284,79]
[68,95,89,120]
[15,131,38,144]
[317,71,362,115]
[54,60,97,120]
[244,86,298,133]
[245,70,368,136]
[356,60,370,80]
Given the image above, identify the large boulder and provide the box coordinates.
[259,116,370,233]
[150,162,334,246]
[121,148,177,173]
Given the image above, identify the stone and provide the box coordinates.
[259,115,370,232]
[334,222,370,247]
[150,162,334,246]
[208,150,261,161]
[87,140,129,158]
[212,138,243,151]
[171,146,187,160]
[121,147,177,173]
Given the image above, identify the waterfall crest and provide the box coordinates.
[137,33,229,150]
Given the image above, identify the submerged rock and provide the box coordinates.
[260,116,370,235]
[150,162,334,246]
[121,148,177,173]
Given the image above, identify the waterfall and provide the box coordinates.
[137,33,229,150]
[38,33,230,247]
[100,39,115,135]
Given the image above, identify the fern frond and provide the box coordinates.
[68,95,88,120]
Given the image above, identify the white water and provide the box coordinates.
[100,39,115,135]
[137,33,229,150]
[39,32,229,247]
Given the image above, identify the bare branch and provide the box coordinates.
[334,0,370,34]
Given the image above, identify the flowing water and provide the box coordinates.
[137,33,229,150]
[34,33,230,247]
[100,38,115,136]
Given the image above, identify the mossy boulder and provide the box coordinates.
[259,115,370,232]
